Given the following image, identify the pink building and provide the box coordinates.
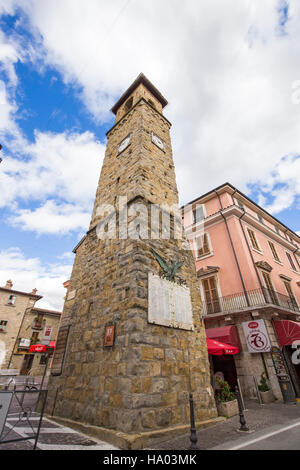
[182,182,300,401]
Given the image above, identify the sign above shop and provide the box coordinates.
[242,319,271,353]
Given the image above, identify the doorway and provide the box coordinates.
[282,345,300,398]
[211,354,238,392]
[20,354,34,375]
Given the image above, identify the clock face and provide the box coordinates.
[118,135,131,154]
[152,133,164,150]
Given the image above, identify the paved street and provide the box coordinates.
[1,394,300,450]
[150,399,300,451]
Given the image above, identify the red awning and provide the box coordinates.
[205,325,241,348]
[206,338,239,356]
[29,342,56,353]
[273,320,300,347]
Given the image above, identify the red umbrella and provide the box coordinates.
[206,337,239,356]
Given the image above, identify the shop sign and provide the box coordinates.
[19,338,30,348]
[242,320,271,353]
[42,326,52,345]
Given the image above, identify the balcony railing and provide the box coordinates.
[202,287,300,315]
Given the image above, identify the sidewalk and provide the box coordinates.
[149,399,300,450]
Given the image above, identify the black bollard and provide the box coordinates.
[235,385,249,432]
[189,393,199,450]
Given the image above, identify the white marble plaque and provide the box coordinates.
[148,273,194,330]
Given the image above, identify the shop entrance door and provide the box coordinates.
[212,354,238,392]
[282,346,300,398]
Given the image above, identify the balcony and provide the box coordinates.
[202,287,300,316]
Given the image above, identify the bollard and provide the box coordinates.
[235,385,249,432]
[189,393,199,450]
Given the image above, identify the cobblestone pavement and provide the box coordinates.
[149,399,300,450]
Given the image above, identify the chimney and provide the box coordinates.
[31,288,38,295]
[63,280,70,289]
[5,280,13,289]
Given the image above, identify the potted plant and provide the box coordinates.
[215,378,239,417]
[258,373,274,404]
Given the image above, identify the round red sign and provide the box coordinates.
[248,321,259,329]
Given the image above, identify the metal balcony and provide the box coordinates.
[202,287,300,316]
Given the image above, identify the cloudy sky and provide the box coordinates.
[0,0,299,310]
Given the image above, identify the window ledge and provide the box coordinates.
[196,252,214,261]
[251,247,263,255]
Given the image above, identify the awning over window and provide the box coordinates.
[273,320,300,346]
[205,325,241,348]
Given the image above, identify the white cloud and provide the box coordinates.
[9,199,91,234]
[0,0,300,227]
[3,0,298,212]
[0,247,72,310]
[0,130,105,232]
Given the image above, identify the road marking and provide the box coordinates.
[229,421,300,450]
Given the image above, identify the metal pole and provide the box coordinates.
[235,385,249,432]
[40,354,49,390]
[33,390,48,450]
[189,393,199,450]
[237,378,246,411]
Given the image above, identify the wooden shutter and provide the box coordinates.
[286,252,297,271]
[262,271,278,305]
[248,229,260,251]
[51,325,70,376]
[268,241,280,262]
[202,277,220,314]
[196,233,210,258]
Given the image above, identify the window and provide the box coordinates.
[268,241,281,263]
[261,271,278,305]
[30,331,39,345]
[0,320,7,332]
[33,314,43,329]
[286,252,297,271]
[193,205,205,223]
[7,294,16,305]
[283,280,298,309]
[275,226,280,235]
[258,214,264,224]
[195,233,211,258]
[124,97,133,113]
[247,229,261,251]
[236,199,244,210]
[39,355,47,365]
[202,277,221,314]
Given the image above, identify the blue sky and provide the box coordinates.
[0,0,299,309]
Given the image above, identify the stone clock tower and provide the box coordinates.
[46,74,217,449]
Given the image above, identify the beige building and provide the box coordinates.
[0,280,42,370]
[0,279,61,376]
[10,306,61,376]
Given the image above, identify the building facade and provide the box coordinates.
[10,306,61,376]
[0,280,42,370]
[182,182,300,401]
[0,279,61,377]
